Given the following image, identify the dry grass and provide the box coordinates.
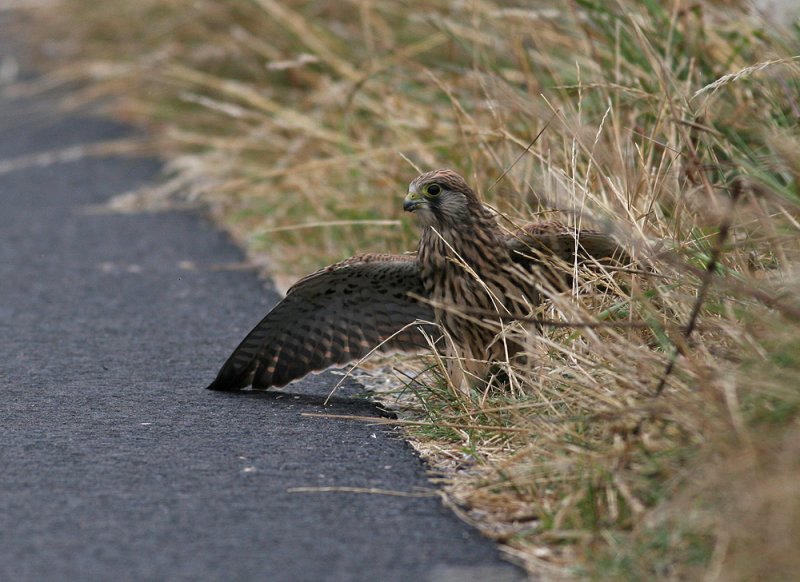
[19,0,800,579]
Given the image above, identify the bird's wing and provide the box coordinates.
[504,221,628,267]
[207,254,436,391]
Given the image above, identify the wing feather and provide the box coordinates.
[504,222,628,266]
[503,221,629,291]
[207,254,436,391]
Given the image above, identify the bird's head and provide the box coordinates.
[403,169,480,228]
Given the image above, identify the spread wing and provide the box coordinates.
[504,221,627,266]
[506,222,630,266]
[207,254,436,391]
[503,221,629,290]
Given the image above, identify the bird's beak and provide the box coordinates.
[403,189,426,212]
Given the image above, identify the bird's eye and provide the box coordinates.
[425,184,441,196]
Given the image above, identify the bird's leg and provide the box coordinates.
[481,324,536,393]
[445,356,469,396]
[443,343,491,396]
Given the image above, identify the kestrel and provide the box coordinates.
[207,169,624,392]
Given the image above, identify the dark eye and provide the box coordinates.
[426,183,441,196]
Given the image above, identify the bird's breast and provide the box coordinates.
[418,228,526,326]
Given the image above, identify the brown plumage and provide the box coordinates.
[207,169,625,391]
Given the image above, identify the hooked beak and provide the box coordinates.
[403,190,426,212]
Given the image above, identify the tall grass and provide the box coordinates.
[26,0,800,578]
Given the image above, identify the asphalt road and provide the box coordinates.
[0,24,524,582]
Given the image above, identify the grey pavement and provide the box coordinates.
[0,21,524,582]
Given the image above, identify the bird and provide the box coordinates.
[207,169,625,392]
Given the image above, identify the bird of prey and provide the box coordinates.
[207,169,624,392]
